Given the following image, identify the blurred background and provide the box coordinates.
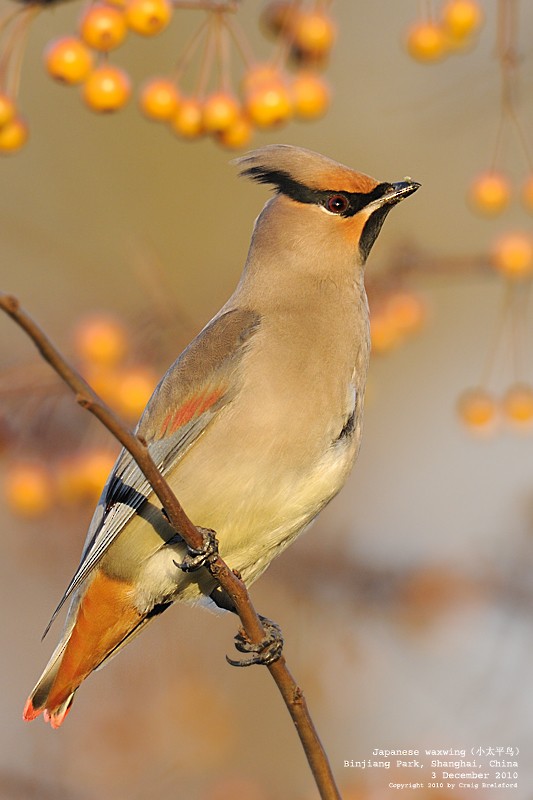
[1,1,532,798]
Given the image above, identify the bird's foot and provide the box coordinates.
[226,615,284,667]
[174,527,219,572]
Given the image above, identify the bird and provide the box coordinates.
[23,144,419,728]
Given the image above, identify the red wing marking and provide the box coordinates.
[160,388,225,436]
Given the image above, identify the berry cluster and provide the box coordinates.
[45,0,173,112]
[405,0,483,63]
[457,384,533,435]
[404,0,533,436]
[73,312,158,420]
[469,172,533,218]
[0,0,335,154]
[3,448,118,517]
[456,0,533,435]
[2,312,158,518]
[137,0,334,148]
[469,172,533,282]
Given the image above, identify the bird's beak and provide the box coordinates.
[385,179,421,204]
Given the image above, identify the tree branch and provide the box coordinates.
[0,292,341,800]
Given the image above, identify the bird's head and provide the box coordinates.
[235,144,420,266]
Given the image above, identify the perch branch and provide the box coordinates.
[0,292,341,800]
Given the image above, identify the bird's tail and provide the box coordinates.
[23,570,143,729]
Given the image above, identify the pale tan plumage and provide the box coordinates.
[23,145,419,727]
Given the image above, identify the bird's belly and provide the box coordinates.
[150,423,358,591]
[132,438,356,613]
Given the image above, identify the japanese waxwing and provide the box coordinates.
[23,144,419,727]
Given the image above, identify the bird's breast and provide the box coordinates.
[240,289,370,454]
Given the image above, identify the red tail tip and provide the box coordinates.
[22,697,41,722]
[23,696,72,728]
[43,701,72,729]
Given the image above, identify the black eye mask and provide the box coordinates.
[241,165,393,219]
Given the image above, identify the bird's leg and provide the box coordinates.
[209,588,284,667]
[174,526,219,572]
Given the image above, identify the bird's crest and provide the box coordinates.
[234,144,379,196]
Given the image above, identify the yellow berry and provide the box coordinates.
[385,291,427,335]
[406,20,448,63]
[44,36,94,85]
[139,77,180,121]
[74,314,128,366]
[83,64,131,112]
[202,91,240,133]
[370,311,400,354]
[245,81,292,128]
[170,97,204,139]
[502,384,533,426]
[216,114,253,149]
[79,450,116,500]
[291,71,330,119]
[0,116,28,154]
[79,2,127,52]
[4,462,53,518]
[114,365,157,419]
[292,10,336,58]
[442,0,484,41]
[125,0,172,36]
[260,1,297,38]
[469,171,511,216]
[457,388,497,430]
[81,364,120,406]
[0,93,16,128]
[56,449,116,505]
[492,231,533,280]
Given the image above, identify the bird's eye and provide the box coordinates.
[326,194,349,214]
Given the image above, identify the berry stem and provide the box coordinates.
[0,5,24,37]
[9,5,39,99]
[223,14,254,69]
[0,4,38,97]
[510,283,531,382]
[419,0,435,23]
[171,15,209,84]
[495,0,533,171]
[272,0,302,69]
[216,10,231,92]
[478,281,514,388]
[194,11,216,98]
[489,110,506,173]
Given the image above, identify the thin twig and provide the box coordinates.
[0,291,341,800]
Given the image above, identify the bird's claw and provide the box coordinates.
[226,616,284,667]
[174,527,219,572]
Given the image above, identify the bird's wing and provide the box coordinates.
[44,308,261,635]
